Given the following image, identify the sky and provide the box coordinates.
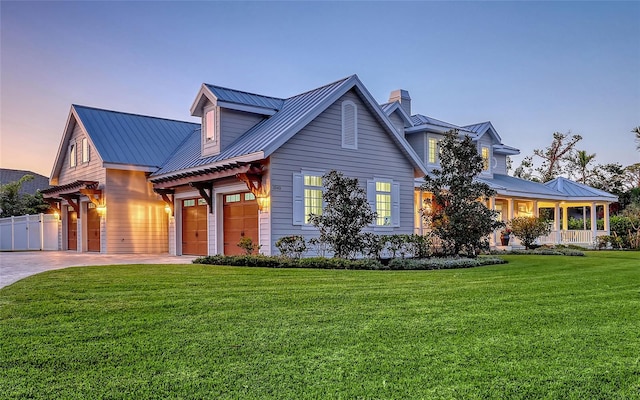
[1,1,639,178]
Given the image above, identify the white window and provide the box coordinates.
[341,101,357,149]
[367,179,400,228]
[481,146,490,171]
[428,138,439,164]
[81,138,90,163]
[205,108,216,142]
[293,172,323,225]
[69,143,76,168]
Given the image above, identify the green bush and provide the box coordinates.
[193,255,502,270]
[275,235,307,258]
[388,257,506,270]
[489,249,585,256]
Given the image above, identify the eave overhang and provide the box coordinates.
[151,161,264,189]
[41,180,99,198]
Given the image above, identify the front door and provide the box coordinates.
[86,203,101,252]
[182,198,208,255]
[223,192,259,255]
[67,208,77,250]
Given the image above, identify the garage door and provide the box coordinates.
[223,192,259,255]
[67,208,77,250]
[87,203,100,252]
[182,198,208,255]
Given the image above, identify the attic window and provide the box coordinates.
[81,138,90,163]
[341,101,357,149]
[482,146,490,171]
[205,109,216,142]
[69,144,76,168]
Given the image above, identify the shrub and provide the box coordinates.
[388,257,506,270]
[237,237,261,255]
[275,235,307,258]
[509,217,552,249]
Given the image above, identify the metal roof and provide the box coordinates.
[478,174,566,198]
[73,105,199,168]
[204,84,284,110]
[462,121,492,134]
[410,114,466,131]
[154,76,353,176]
[545,177,618,201]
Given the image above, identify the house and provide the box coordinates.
[0,168,50,194]
[42,74,617,255]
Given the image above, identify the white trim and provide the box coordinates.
[101,163,158,172]
[216,101,277,116]
[190,84,217,117]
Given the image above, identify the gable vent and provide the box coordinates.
[341,100,357,149]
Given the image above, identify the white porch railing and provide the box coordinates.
[535,230,607,246]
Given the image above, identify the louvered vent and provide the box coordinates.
[341,101,357,149]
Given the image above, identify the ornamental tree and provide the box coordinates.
[308,170,376,259]
[421,130,503,256]
[509,217,552,249]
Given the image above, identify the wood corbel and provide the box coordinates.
[154,188,175,216]
[190,182,214,214]
[44,198,62,215]
[60,194,80,214]
[79,188,103,207]
[236,172,264,197]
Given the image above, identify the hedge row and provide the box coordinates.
[192,255,507,270]
[489,249,585,256]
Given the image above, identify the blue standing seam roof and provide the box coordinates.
[73,105,199,168]
[411,114,463,131]
[544,177,617,198]
[462,121,492,134]
[477,174,568,197]
[204,84,285,110]
[153,76,353,176]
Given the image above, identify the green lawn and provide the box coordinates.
[1,252,638,399]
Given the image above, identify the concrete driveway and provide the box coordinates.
[0,251,197,289]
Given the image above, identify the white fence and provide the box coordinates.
[0,214,60,251]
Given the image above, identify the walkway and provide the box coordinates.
[0,251,197,289]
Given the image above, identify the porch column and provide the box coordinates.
[489,197,496,246]
[532,200,539,217]
[590,202,597,242]
[562,203,568,231]
[554,202,561,244]
[507,198,514,221]
[604,203,610,234]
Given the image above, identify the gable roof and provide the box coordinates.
[545,177,618,201]
[153,75,428,179]
[51,105,199,179]
[478,174,568,199]
[410,114,463,131]
[380,101,413,127]
[462,121,502,143]
[204,84,285,111]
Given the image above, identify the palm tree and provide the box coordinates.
[633,127,640,151]
[569,150,596,184]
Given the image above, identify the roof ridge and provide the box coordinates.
[462,121,491,127]
[285,75,354,100]
[72,104,200,126]
[204,84,285,101]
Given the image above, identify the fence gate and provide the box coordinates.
[0,214,60,251]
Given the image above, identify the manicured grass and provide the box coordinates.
[1,252,638,399]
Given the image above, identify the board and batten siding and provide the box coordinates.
[56,121,106,186]
[104,169,168,253]
[268,90,417,254]
[220,109,264,152]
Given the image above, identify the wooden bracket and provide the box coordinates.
[190,182,214,214]
[79,188,103,207]
[44,198,61,215]
[60,194,80,214]
[154,188,175,216]
[236,172,264,197]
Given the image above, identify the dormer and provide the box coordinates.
[190,84,284,157]
[462,121,520,177]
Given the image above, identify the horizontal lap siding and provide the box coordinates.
[220,109,264,151]
[57,122,106,185]
[269,90,416,249]
[406,133,424,165]
[494,154,508,175]
[105,169,168,253]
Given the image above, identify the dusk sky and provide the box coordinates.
[1,1,638,178]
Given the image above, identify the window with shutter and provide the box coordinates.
[69,143,76,168]
[367,179,400,228]
[205,108,216,142]
[81,138,90,163]
[341,101,357,149]
[293,172,324,225]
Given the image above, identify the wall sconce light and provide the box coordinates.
[165,204,173,215]
[256,195,269,211]
[96,204,107,215]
